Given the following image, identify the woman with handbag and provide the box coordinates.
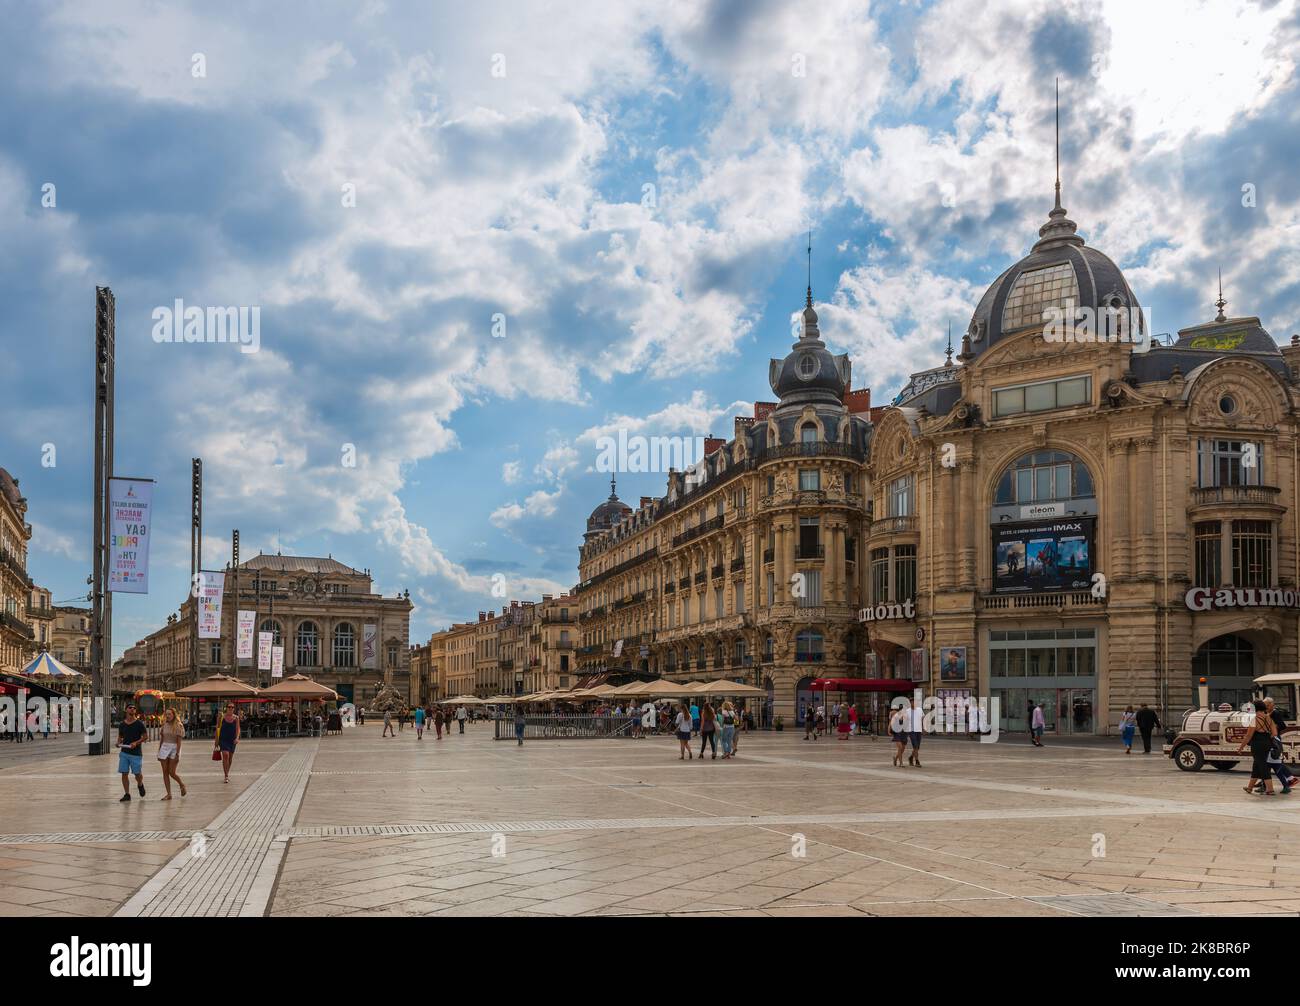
[1236,706,1277,796]
[214,703,240,783]
[157,708,187,799]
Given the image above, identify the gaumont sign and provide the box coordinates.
[859,599,916,622]
[1185,586,1300,612]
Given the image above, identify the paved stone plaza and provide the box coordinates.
[2,724,1300,917]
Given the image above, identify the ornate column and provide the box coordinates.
[1134,437,1157,577]
[945,462,959,589]
[957,460,976,589]
[1109,439,1131,579]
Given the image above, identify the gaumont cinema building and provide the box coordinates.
[575,180,1300,737]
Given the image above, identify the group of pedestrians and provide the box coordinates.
[888,701,924,767]
[1118,703,1163,753]
[673,700,741,760]
[1240,696,1294,796]
[381,704,468,739]
[115,701,241,802]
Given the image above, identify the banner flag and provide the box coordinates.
[108,478,155,593]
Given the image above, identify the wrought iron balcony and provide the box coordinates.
[797,544,825,559]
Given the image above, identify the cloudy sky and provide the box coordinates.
[2,0,1297,656]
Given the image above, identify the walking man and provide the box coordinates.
[116,705,147,802]
[457,704,467,734]
[1031,701,1046,746]
[382,708,395,738]
[1135,703,1161,754]
[514,704,526,746]
[414,704,426,740]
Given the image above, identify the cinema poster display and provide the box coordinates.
[992,516,1095,593]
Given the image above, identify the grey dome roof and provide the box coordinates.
[769,297,850,407]
[964,199,1140,359]
[585,481,631,537]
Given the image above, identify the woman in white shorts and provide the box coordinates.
[158,708,187,799]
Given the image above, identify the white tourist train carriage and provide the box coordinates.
[1163,675,1300,772]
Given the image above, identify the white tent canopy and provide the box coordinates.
[19,652,83,678]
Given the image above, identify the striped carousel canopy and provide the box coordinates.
[19,652,84,678]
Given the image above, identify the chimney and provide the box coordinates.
[753,402,776,422]
[542,593,553,602]
[478,611,486,622]
[640,496,652,509]
[703,436,726,456]
[844,388,871,415]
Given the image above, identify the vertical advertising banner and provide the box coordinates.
[197,571,226,639]
[257,631,273,671]
[271,645,285,678]
[236,610,256,660]
[362,624,378,669]
[107,478,154,593]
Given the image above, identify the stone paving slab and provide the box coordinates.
[8,724,1300,917]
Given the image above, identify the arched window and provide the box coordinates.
[295,621,318,667]
[994,450,1094,505]
[801,423,818,444]
[767,427,777,448]
[259,619,282,647]
[333,623,356,667]
[795,631,824,663]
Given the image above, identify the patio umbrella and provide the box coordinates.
[175,674,260,698]
[639,679,692,698]
[258,674,339,734]
[702,679,766,696]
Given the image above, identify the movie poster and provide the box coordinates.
[938,646,967,682]
[992,517,1095,593]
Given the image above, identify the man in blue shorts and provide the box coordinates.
[117,705,147,802]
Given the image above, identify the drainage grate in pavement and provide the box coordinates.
[0,830,198,845]
[1028,894,1198,917]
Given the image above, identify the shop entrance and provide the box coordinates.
[1058,688,1094,734]
[1192,634,1255,710]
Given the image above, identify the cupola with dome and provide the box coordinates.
[958,90,1141,362]
[583,476,632,542]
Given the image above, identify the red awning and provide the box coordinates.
[808,678,918,693]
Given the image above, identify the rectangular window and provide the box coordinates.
[894,545,917,603]
[871,547,890,604]
[1231,520,1272,587]
[889,475,914,517]
[1197,440,1263,487]
[799,469,821,491]
[799,517,821,557]
[795,571,816,610]
[735,580,745,613]
[1194,521,1222,586]
[766,572,775,607]
[992,375,1092,418]
[715,587,724,619]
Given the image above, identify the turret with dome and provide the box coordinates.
[583,476,632,543]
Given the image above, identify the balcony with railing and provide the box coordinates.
[0,610,34,639]
[729,557,745,572]
[868,514,918,538]
[796,543,825,560]
[1189,484,1282,509]
[763,548,774,564]
[672,515,725,549]
[694,571,707,585]
[978,591,1105,610]
[710,564,724,580]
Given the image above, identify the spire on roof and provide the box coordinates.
[1033,77,1083,252]
[945,320,954,367]
[609,475,618,500]
[805,228,813,309]
[1215,268,1227,322]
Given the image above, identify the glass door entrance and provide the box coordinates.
[1057,689,1094,734]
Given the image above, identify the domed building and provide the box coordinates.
[583,478,632,543]
[871,173,1300,737]
[575,277,874,721]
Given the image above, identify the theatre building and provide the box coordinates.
[865,187,1300,734]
